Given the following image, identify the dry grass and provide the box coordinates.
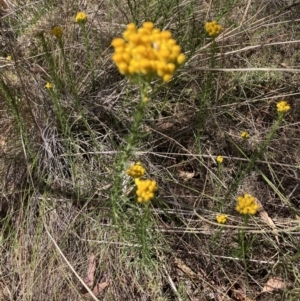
[0,0,300,300]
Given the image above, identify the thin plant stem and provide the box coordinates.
[110,79,148,223]
[216,162,223,210]
[196,39,217,137]
[58,38,78,99]
[39,33,63,90]
[240,215,250,290]
[80,23,96,91]
[225,114,286,200]
[141,203,150,260]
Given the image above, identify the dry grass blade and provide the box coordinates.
[256,198,277,231]
[43,222,100,301]
[163,264,183,301]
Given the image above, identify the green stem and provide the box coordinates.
[81,23,95,91]
[240,215,250,289]
[197,39,217,135]
[58,38,78,98]
[225,114,285,200]
[39,33,63,90]
[216,162,223,209]
[111,80,148,223]
[141,203,150,259]
[0,81,31,155]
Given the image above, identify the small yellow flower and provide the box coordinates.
[216,155,223,164]
[126,161,146,178]
[276,100,290,113]
[205,20,222,37]
[111,22,185,82]
[6,55,12,61]
[51,26,63,38]
[135,178,157,203]
[45,82,53,89]
[216,214,228,224]
[75,12,87,24]
[236,193,258,215]
[241,131,249,139]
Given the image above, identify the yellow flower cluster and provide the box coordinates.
[51,26,63,38]
[277,100,290,113]
[216,214,228,224]
[111,22,185,82]
[75,12,87,24]
[205,21,222,37]
[45,82,52,90]
[126,161,146,178]
[241,131,249,139]
[236,193,258,215]
[135,178,157,203]
[216,155,224,164]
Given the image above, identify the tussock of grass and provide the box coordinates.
[0,0,300,300]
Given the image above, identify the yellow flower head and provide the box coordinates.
[75,12,87,24]
[241,131,249,139]
[126,161,146,178]
[216,214,228,224]
[111,22,185,82]
[142,96,149,102]
[51,26,63,38]
[216,155,224,164]
[236,193,258,215]
[205,20,222,37]
[45,82,53,89]
[6,55,12,61]
[276,100,290,113]
[135,178,157,203]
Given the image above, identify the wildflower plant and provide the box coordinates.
[225,100,292,200]
[239,131,250,153]
[215,155,224,209]
[134,177,158,260]
[50,26,63,39]
[277,100,290,113]
[240,131,249,139]
[110,22,185,223]
[38,23,101,190]
[235,193,259,280]
[196,20,222,134]
[124,161,157,260]
[125,162,158,259]
[75,11,96,91]
[45,82,52,90]
[38,29,72,130]
[126,161,146,178]
[135,178,157,204]
[216,155,223,164]
[75,12,87,24]
[216,214,227,224]
[205,20,222,37]
[236,193,258,215]
[49,25,77,96]
[111,22,185,82]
